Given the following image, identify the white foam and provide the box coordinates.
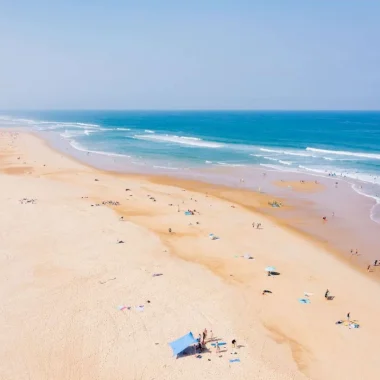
[60,130,87,138]
[133,134,223,148]
[216,162,246,167]
[259,148,312,157]
[306,147,380,160]
[144,130,155,133]
[279,160,292,166]
[260,163,289,171]
[69,140,131,158]
[298,165,329,175]
[263,156,279,162]
[116,128,131,131]
[153,165,179,170]
[351,184,380,224]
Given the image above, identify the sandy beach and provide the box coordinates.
[1,130,380,380]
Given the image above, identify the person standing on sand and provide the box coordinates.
[215,341,220,353]
[325,289,330,299]
[374,260,378,266]
[347,312,351,321]
[367,265,371,272]
[252,222,255,228]
[202,328,207,344]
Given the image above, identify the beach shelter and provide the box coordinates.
[168,332,198,356]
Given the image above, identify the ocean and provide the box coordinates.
[1,110,380,220]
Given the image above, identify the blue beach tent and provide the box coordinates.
[169,332,198,356]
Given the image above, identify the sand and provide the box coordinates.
[0,130,379,380]
[273,180,325,193]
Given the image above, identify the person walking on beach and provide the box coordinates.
[232,339,237,349]
[215,341,220,353]
[347,312,351,321]
[367,265,371,272]
[325,289,330,299]
[374,260,378,266]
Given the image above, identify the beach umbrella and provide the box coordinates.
[265,266,276,272]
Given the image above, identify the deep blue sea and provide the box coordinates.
[1,110,380,196]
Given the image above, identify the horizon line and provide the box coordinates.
[1,109,380,113]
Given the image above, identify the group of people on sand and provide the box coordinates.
[350,249,379,273]
[367,260,379,272]
[252,222,262,229]
[195,328,237,355]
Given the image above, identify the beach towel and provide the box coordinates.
[243,254,254,260]
[298,298,311,304]
[211,342,226,347]
[135,305,145,311]
[118,305,130,311]
[229,359,240,363]
[184,211,192,215]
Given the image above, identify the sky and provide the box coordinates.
[0,1,379,110]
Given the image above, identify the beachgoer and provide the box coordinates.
[374,260,378,266]
[168,228,172,233]
[203,328,208,344]
[252,222,255,228]
[232,339,236,348]
[215,341,220,353]
[350,249,353,255]
[210,330,213,339]
[323,216,327,222]
[119,216,124,221]
[355,249,358,255]
[347,312,350,321]
[325,289,330,299]
[367,265,371,272]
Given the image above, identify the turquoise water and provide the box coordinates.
[1,110,380,189]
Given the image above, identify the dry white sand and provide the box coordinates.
[0,130,379,380]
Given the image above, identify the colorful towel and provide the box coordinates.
[298,298,311,304]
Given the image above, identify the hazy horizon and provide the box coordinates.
[1,1,379,110]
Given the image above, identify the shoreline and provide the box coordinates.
[35,128,380,272]
[1,130,380,379]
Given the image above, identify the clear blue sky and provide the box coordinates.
[1,1,379,110]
